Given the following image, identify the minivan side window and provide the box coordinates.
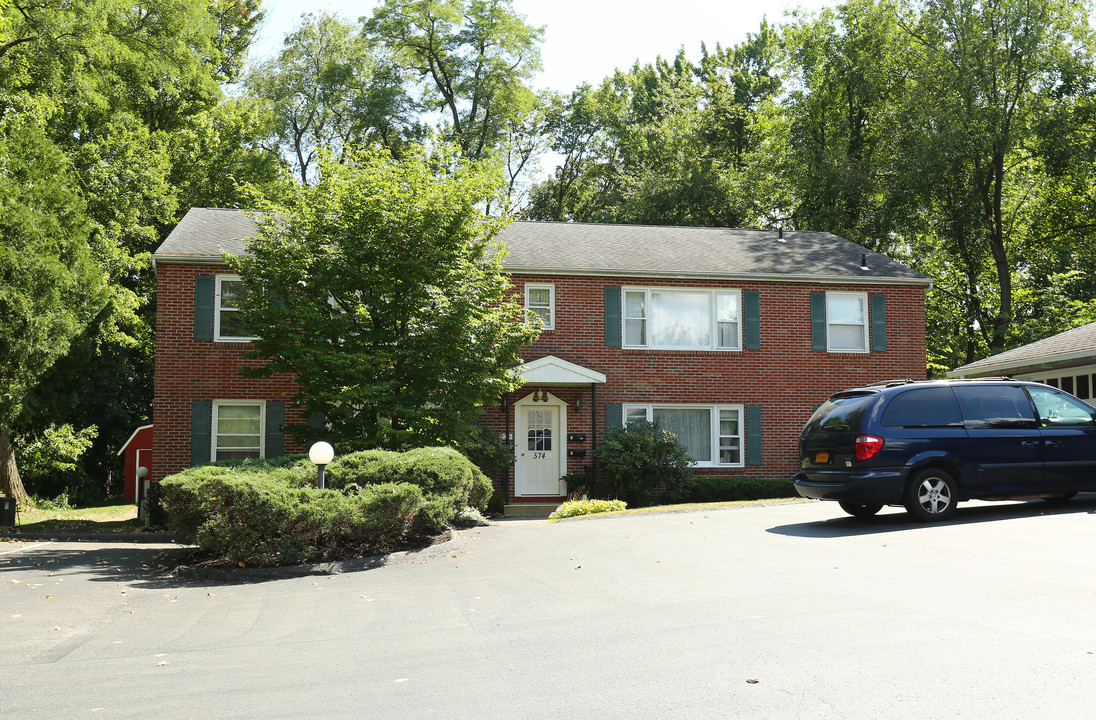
[881,387,964,427]
[1026,387,1096,427]
[953,386,1038,429]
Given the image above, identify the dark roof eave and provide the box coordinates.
[505,265,933,287]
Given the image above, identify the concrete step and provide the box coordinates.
[503,503,560,518]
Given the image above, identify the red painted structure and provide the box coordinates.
[117,424,153,504]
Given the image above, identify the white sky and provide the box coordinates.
[250,0,834,92]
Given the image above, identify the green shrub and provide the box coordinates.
[684,476,797,503]
[159,465,431,566]
[560,470,591,498]
[452,423,513,480]
[548,498,627,521]
[595,422,692,507]
[326,446,492,518]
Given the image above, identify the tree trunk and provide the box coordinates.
[0,426,29,505]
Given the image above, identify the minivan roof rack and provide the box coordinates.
[864,379,919,388]
[953,376,1015,382]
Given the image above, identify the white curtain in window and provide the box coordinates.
[651,292,710,347]
[653,407,711,462]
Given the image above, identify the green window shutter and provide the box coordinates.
[810,292,827,351]
[194,275,214,340]
[605,403,623,429]
[265,401,285,458]
[744,290,761,350]
[190,401,212,466]
[745,405,762,466]
[604,286,621,347]
[871,293,887,352]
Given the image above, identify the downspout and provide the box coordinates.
[590,383,598,497]
[502,392,511,503]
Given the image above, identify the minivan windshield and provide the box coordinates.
[805,392,876,433]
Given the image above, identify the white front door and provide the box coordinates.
[515,397,566,496]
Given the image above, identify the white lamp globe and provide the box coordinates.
[309,441,335,466]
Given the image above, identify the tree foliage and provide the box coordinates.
[0,0,278,501]
[365,0,544,160]
[246,11,424,184]
[0,118,108,502]
[232,145,540,451]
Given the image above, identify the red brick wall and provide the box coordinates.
[152,262,308,481]
[478,274,927,498]
[154,262,927,494]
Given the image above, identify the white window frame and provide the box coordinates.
[622,287,742,351]
[211,400,266,461]
[214,274,256,342]
[623,403,745,467]
[525,283,555,331]
[826,291,869,353]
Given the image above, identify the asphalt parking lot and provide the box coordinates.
[4,497,1096,719]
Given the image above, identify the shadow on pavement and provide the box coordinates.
[768,495,1096,538]
[1,542,198,587]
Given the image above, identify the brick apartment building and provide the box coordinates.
[151,208,930,503]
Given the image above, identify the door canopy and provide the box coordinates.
[516,356,606,386]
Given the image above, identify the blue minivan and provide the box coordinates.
[793,379,1096,521]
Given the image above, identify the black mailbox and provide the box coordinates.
[0,495,15,528]
[567,449,587,458]
[567,433,586,442]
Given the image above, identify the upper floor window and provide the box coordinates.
[215,275,255,342]
[623,287,741,350]
[826,291,868,353]
[212,400,265,461]
[525,284,554,330]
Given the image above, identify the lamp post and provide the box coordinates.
[136,466,150,525]
[309,441,335,489]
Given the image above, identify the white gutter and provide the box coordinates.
[947,348,1096,378]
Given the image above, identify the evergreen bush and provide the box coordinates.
[684,476,797,503]
[595,422,692,507]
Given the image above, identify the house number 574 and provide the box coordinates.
[533,452,547,459]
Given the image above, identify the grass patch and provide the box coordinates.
[10,503,140,533]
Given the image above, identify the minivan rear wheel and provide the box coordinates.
[838,500,883,518]
[905,468,958,522]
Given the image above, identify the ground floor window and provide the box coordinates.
[623,404,744,467]
[212,401,265,461]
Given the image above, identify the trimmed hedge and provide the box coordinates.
[325,447,492,515]
[683,476,797,503]
[159,447,493,566]
[159,466,425,565]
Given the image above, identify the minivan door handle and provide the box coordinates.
[1044,440,1061,448]
[1021,441,1040,448]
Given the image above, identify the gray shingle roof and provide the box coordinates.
[154,207,259,260]
[154,207,929,284]
[948,321,1096,376]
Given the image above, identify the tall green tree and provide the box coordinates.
[366,0,544,161]
[1,0,275,500]
[0,119,108,503]
[232,145,539,451]
[246,11,423,184]
[896,0,1096,363]
[525,29,785,228]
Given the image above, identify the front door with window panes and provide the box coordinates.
[515,405,561,496]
